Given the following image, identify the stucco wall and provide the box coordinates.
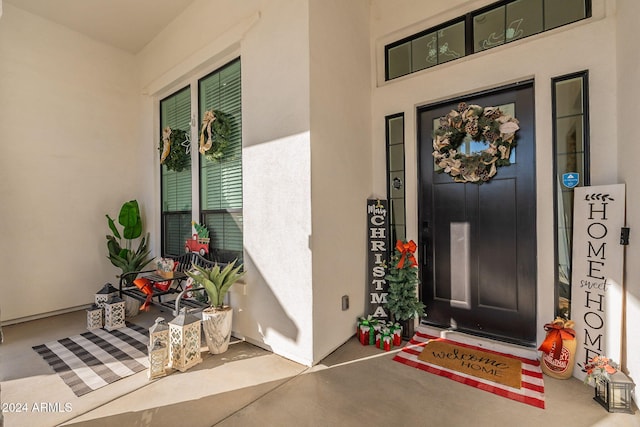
[239,0,314,365]
[616,0,640,391]
[138,0,373,366]
[136,0,315,365]
[0,4,140,321]
[309,0,372,363]
[369,0,619,348]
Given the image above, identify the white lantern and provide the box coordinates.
[86,304,103,330]
[104,296,126,331]
[168,309,202,372]
[149,317,169,350]
[148,340,168,380]
[95,283,119,309]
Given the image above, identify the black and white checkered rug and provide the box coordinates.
[33,324,149,396]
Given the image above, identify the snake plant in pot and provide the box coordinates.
[186,260,245,354]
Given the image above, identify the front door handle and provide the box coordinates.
[421,221,429,266]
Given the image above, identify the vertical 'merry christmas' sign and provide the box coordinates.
[366,199,389,320]
[571,184,625,381]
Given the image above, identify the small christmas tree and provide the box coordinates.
[192,221,210,239]
[384,240,425,322]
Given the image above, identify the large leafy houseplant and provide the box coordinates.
[186,260,244,354]
[106,200,152,282]
[384,240,425,337]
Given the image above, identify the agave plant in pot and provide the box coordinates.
[186,260,245,354]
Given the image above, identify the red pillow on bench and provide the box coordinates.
[131,261,180,311]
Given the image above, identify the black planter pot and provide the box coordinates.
[401,318,415,340]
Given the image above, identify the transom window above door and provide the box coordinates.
[386,0,591,80]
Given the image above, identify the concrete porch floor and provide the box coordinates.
[1,308,639,427]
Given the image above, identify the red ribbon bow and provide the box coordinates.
[396,240,418,269]
[538,321,576,359]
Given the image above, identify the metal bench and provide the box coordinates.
[119,252,221,315]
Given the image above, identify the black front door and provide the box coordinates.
[418,82,536,345]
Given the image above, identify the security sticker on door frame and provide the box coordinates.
[562,172,580,189]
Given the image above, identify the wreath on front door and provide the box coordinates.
[432,102,520,183]
[159,127,191,172]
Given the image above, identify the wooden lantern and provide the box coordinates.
[149,317,169,350]
[104,296,126,331]
[95,283,119,309]
[594,371,636,414]
[86,304,103,330]
[149,317,169,372]
[148,340,168,380]
[168,309,202,372]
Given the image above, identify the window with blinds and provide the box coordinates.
[198,59,243,264]
[160,86,192,256]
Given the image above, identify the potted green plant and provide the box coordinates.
[384,240,425,339]
[106,200,153,316]
[186,260,244,354]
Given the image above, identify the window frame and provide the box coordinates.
[158,57,243,261]
[385,112,406,245]
[159,85,193,257]
[385,0,592,81]
[197,58,243,264]
[551,69,590,319]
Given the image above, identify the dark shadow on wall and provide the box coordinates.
[238,250,300,345]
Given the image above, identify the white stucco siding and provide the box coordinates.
[616,0,640,389]
[241,131,312,365]
[137,0,315,365]
[0,4,139,320]
[370,0,619,350]
[309,0,372,363]
[240,0,314,366]
[136,0,260,97]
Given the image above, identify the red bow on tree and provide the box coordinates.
[396,240,418,269]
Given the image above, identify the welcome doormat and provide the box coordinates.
[393,328,545,409]
[33,324,149,397]
[418,339,522,389]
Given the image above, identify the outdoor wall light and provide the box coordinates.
[393,177,403,190]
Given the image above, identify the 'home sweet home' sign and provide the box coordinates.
[366,199,389,320]
[570,184,625,381]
